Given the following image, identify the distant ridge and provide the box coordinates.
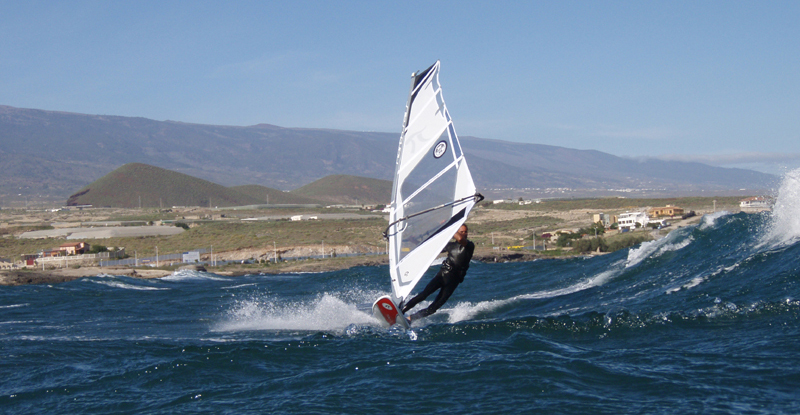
[67,163,265,208]
[291,175,392,205]
[0,105,779,204]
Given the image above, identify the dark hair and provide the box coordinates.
[460,224,468,231]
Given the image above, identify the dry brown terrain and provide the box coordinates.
[0,197,740,286]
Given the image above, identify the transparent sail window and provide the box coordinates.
[399,167,457,260]
[399,129,454,208]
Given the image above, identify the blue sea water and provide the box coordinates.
[3,172,800,414]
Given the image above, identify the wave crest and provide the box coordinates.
[761,167,800,248]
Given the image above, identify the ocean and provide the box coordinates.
[3,171,800,414]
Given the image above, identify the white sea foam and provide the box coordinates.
[224,283,259,290]
[625,232,693,269]
[447,300,499,323]
[451,224,700,320]
[626,239,662,269]
[666,275,706,294]
[445,266,624,323]
[0,303,29,309]
[455,228,696,314]
[699,210,732,230]
[448,238,692,323]
[215,292,379,332]
[760,168,800,248]
[88,278,169,291]
[661,236,694,254]
[665,261,741,295]
[161,269,229,282]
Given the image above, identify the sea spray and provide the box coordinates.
[698,210,732,230]
[217,291,378,332]
[761,167,800,248]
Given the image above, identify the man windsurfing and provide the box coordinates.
[401,224,474,323]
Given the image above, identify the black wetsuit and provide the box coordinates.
[401,239,475,322]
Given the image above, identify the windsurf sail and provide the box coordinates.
[384,61,483,305]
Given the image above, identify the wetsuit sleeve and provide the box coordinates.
[464,241,475,263]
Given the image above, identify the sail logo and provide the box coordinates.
[433,141,448,158]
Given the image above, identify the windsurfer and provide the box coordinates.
[401,224,474,323]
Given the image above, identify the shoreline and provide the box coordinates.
[0,214,707,287]
[0,250,544,287]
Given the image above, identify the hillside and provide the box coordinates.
[66,163,264,208]
[229,184,321,205]
[0,105,779,205]
[460,137,774,192]
[291,175,392,205]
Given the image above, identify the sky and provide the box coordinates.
[2,1,799,174]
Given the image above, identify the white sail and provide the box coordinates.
[385,61,482,304]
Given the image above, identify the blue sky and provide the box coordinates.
[2,1,799,174]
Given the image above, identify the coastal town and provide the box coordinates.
[0,195,768,284]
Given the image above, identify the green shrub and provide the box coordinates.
[573,232,653,253]
[87,244,108,254]
[556,232,581,247]
[574,237,609,253]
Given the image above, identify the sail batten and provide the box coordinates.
[387,61,481,304]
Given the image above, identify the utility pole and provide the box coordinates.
[274,241,277,263]
[156,246,158,267]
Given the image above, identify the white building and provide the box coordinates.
[740,197,771,211]
[0,257,16,269]
[618,211,649,231]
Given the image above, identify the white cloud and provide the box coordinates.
[654,152,800,166]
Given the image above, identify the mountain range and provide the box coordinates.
[0,104,778,205]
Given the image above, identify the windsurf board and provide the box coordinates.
[372,295,410,329]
